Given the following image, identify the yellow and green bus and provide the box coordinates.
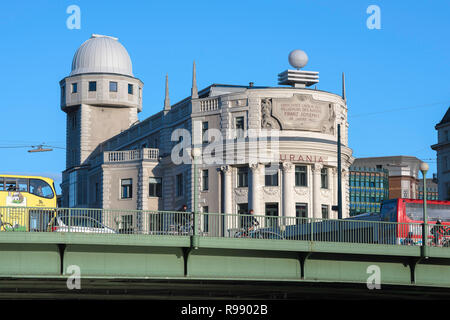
[0,174,57,232]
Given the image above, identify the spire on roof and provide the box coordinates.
[164,74,170,112]
[437,106,450,126]
[191,60,198,99]
[342,72,346,102]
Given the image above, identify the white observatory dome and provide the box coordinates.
[70,34,133,77]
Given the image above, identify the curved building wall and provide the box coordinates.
[189,87,353,219]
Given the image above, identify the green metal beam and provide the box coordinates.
[0,233,449,288]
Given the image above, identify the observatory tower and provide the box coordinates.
[60,34,143,207]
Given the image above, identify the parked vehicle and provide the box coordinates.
[234,227,285,240]
[48,215,116,234]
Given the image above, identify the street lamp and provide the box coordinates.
[191,147,202,249]
[28,144,53,153]
[420,162,429,257]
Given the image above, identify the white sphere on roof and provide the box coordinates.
[70,34,133,77]
[288,49,308,69]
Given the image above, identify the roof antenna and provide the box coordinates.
[342,72,346,102]
[191,60,198,99]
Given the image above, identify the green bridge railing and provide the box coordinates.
[0,206,448,247]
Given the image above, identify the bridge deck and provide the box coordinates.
[0,232,449,295]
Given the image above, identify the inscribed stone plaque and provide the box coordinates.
[271,95,335,134]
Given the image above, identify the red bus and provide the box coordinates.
[379,198,450,246]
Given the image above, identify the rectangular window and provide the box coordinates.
[119,215,133,234]
[71,83,78,93]
[16,179,28,192]
[149,177,162,197]
[121,179,132,199]
[71,113,77,129]
[444,156,449,171]
[109,81,118,92]
[295,165,307,187]
[295,203,308,224]
[0,178,4,191]
[321,205,329,219]
[235,116,245,138]
[95,182,99,203]
[238,203,249,229]
[203,206,209,233]
[88,81,97,92]
[321,168,328,189]
[265,164,278,186]
[202,121,209,143]
[128,83,134,95]
[202,169,209,191]
[265,203,279,228]
[176,173,183,197]
[61,84,66,102]
[237,167,248,187]
[235,116,244,129]
[69,171,77,207]
[237,203,249,215]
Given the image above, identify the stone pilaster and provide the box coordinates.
[282,162,295,218]
[312,163,323,219]
[250,163,263,215]
[221,165,233,214]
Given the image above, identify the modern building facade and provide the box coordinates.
[431,107,450,201]
[60,35,354,231]
[417,176,439,200]
[351,156,424,200]
[348,166,389,216]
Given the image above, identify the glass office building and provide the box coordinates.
[349,167,389,216]
[417,178,439,200]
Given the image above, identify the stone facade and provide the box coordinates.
[352,156,423,200]
[60,36,354,225]
[431,107,450,200]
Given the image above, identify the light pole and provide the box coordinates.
[191,147,202,250]
[337,124,342,219]
[420,162,429,257]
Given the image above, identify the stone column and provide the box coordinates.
[312,163,323,219]
[282,162,295,219]
[221,165,233,214]
[221,165,233,237]
[250,163,262,215]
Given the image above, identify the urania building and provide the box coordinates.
[60,34,354,226]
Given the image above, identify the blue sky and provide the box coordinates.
[0,0,449,193]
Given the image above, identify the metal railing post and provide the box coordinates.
[68,208,71,233]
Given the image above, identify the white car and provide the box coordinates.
[49,215,116,234]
